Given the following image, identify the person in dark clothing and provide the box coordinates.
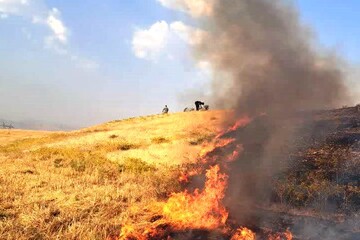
[162,105,169,114]
[195,101,205,111]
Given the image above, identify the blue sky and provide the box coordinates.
[295,0,360,63]
[0,0,359,127]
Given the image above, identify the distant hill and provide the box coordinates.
[0,118,77,131]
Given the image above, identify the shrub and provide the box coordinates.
[189,133,215,145]
[53,158,64,168]
[118,158,156,173]
[93,140,141,152]
[70,159,86,172]
[118,142,139,151]
[151,137,170,144]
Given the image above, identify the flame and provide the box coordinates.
[178,169,199,183]
[163,164,229,229]
[225,143,244,162]
[229,117,252,132]
[199,138,236,159]
[216,116,252,139]
[231,227,256,240]
[284,230,293,240]
[117,116,294,240]
[119,225,144,240]
[268,229,293,240]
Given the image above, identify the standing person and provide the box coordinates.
[195,101,205,111]
[162,105,169,114]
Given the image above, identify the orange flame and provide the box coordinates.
[231,227,256,240]
[216,116,252,139]
[162,164,229,229]
[225,144,244,162]
[229,117,252,132]
[199,138,236,159]
[268,229,293,240]
[119,225,145,240]
[284,230,293,240]
[178,169,200,183]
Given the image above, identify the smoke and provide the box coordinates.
[190,0,351,230]
[195,0,349,116]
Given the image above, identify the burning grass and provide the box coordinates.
[161,165,228,229]
[118,116,296,240]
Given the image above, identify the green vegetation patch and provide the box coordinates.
[93,140,141,152]
[118,158,156,173]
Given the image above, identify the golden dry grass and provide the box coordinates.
[0,130,56,146]
[0,111,232,239]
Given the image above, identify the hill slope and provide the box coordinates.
[0,109,358,239]
[0,111,234,239]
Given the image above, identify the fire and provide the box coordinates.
[229,117,252,132]
[178,169,199,183]
[268,229,293,240]
[231,228,256,240]
[216,116,252,139]
[117,117,294,240]
[119,225,144,240]
[225,143,244,162]
[284,230,293,240]
[199,138,236,159]
[163,165,229,229]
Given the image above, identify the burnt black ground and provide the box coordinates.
[223,106,360,240]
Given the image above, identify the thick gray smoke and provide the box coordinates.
[192,0,352,235]
[196,0,348,116]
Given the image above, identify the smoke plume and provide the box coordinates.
[195,0,348,116]
[192,0,350,226]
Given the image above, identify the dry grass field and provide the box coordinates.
[1,108,358,239]
[0,111,233,240]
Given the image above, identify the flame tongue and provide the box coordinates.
[163,164,228,229]
[231,228,256,240]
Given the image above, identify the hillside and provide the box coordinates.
[0,111,234,239]
[0,109,359,239]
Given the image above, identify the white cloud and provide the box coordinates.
[46,8,68,44]
[43,7,69,55]
[131,1,214,85]
[0,0,28,15]
[0,0,98,71]
[132,20,205,61]
[170,21,205,45]
[156,0,214,17]
[132,21,170,60]
[0,0,44,18]
[0,1,68,46]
